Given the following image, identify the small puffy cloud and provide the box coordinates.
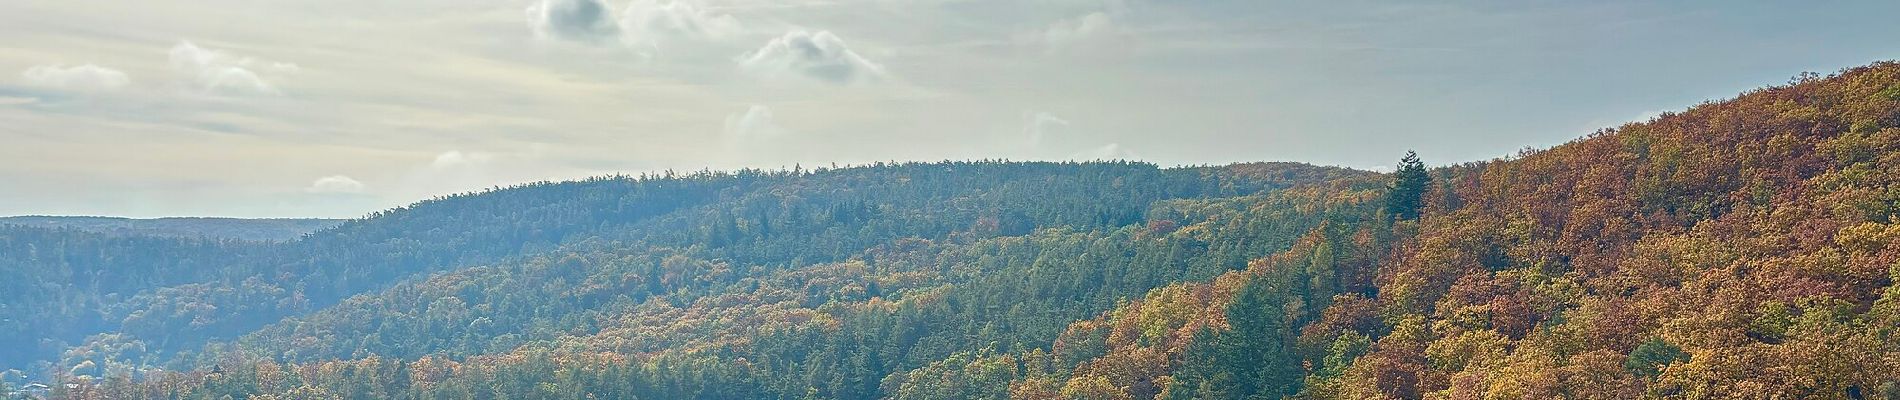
[724,105,786,141]
[396,147,579,200]
[527,0,620,43]
[169,41,294,95]
[621,0,741,51]
[19,64,131,93]
[430,150,498,170]
[1023,111,1070,146]
[1068,143,1138,161]
[1022,4,1133,53]
[738,30,885,84]
[305,175,366,193]
[1043,11,1115,46]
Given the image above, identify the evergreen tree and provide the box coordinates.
[1222,275,1302,399]
[1384,151,1430,220]
[1624,338,1688,379]
[1169,275,1302,399]
[1170,327,1230,400]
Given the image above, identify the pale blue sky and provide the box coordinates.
[2,0,1897,218]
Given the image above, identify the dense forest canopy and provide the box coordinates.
[4,61,1900,399]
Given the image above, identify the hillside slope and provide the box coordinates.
[902,62,1900,399]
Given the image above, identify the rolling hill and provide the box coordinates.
[6,61,1900,399]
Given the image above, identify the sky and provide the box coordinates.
[2,1,1898,218]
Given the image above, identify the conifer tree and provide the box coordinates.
[1384,151,1430,220]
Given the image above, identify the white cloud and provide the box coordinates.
[430,150,498,170]
[1067,143,1138,161]
[20,64,131,93]
[306,175,366,193]
[724,105,786,142]
[738,30,885,84]
[1022,1,1133,53]
[1023,111,1070,146]
[1360,164,1396,173]
[395,146,586,200]
[527,0,621,43]
[168,41,293,95]
[1042,11,1115,46]
[620,0,741,53]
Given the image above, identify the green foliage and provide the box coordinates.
[1169,275,1303,400]
[1879,84,1900,101]
[1624,338,1688,379]
[1384,151,1430,220]
[1319,332,1370,378]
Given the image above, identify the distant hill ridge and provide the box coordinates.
[0,216,341,242]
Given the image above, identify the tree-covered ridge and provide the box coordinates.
[0,216,341,242]
[902,62,1900,399]
[33,172,1379,399]
[3,172,747,373]
[1,161,1362,392]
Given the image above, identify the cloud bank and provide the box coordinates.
[20,64,131,93]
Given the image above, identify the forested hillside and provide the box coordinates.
[6,61,1900,399]
[0,217,341,242]
[885,63,1900,399]
[0,161,1365,397]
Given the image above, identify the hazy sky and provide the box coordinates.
[2,1,1897,218]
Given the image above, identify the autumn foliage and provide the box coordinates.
[12,61,1900,399]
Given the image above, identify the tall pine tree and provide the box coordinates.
[1384,151,1430,221]
[1168,275,1302,399]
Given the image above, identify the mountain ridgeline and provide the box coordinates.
[4,61,1900,399]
